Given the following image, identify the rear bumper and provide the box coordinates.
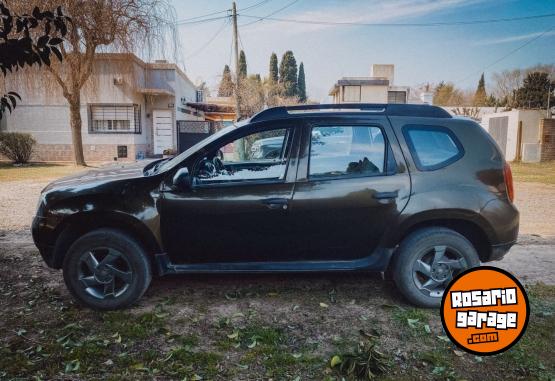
[488,240,517,262]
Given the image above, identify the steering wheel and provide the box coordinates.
[198,158,217,178]
[213,156,225,172]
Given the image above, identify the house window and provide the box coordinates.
[388,91,407,104]
[88,104,141,134]
[343,85,361,102]
[117,145,128,158]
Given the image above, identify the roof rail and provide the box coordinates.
[249,103,451,123]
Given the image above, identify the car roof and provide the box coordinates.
[249,103,452,124]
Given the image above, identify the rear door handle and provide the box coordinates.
[373,190,399,200]
[261,198,289,210]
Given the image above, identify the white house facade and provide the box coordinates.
[329,64,413,104]
[2,53,205,162]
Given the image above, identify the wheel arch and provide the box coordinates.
[391,211,494,262]
[50,211,162,269]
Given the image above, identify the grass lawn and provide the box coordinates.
[0,162,90,182]
[510,161,555,185]
[0,258,553,381]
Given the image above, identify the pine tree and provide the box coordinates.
[473,73,487,106]
[279,50,298,97]
[297,62,307,102]
[269,52,278,83]
[239,50,247,78]
[515,71,554,109]
[218,65,234,97]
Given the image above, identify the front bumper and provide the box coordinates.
[32,216,56,268]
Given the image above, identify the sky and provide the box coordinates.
[167,0,555,102]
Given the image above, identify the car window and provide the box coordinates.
[309,126,386,179]
[403,125,463,171]
[195,128,290,185]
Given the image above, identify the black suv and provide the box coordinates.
[32,104,519,310]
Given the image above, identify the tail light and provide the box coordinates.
[503,162,514,202]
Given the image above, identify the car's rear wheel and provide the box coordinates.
[392,227,480,307]
[63,229,151,310]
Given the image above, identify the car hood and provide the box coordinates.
[42,160,155,193]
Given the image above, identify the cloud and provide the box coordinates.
[473,30,555,46]
[241,0,486,35]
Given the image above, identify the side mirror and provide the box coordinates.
[172,167,191,191]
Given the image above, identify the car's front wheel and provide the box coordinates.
[63,229,152,310]
[392,227,480,308]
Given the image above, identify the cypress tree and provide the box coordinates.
[297,62,307,102]
[218,65,234,97]
[269,52,278,83]
[279,50,298,97]
[473,73,487,106]
[239,50,247,78]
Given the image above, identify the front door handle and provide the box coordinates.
[373,190,399,200]
[261,198,289,210]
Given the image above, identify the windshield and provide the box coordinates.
[150,124,238,175]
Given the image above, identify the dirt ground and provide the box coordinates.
[0,177,554,380]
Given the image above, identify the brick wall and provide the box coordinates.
[540,119,555,162]
[1,143,149,163]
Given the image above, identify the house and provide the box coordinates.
[1,53,207,162]
[329,64,412,104]
[481,109,549,162]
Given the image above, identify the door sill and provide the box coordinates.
[154,249,392,276]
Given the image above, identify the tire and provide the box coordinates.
[392,227,480,308]
[63,229,152,310]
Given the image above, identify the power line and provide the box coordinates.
[238,12,555,27]
[456,25,555,85]
[174,0,272,25]
[241,0,274,12]
[240,0,301,27]
[175,9,229,23]
[186,19,230,59]
[176,15,230,26]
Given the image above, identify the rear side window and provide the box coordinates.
[403,125,464,171]
[309,126,392,179]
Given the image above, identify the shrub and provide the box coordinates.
[0,132,36,164]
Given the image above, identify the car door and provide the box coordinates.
[288,117,410,261]
[159,123,299,264]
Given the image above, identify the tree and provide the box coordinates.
[218,64,234,97]
[515,71,554,109]
[491,65,555,108]
[297,61,306,103]
[238,50,247,78]
[269,52,278,83]
[485,94,498,107]
[433,81,464,106]
[0,2,70,119]
[279,50,297,97]
[473,73,487,106]
[11,1,175,166]
[492,68,523,107]
[237,74,264,117]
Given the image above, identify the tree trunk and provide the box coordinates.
[68,95,86,166]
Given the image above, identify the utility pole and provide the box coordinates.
[547,81,552,119]
[232,2,241,121]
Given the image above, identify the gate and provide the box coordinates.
[488,116,509,157]
[177,121,224,153]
